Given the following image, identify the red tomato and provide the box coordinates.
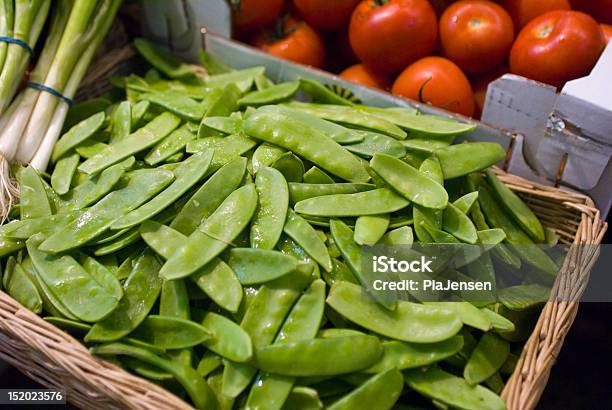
[232,0,285,33]
[392,56,475,117]
[439,1,514,75]
[510,11,606,87]
[252,18,326,68]
[471,65,509,118]
[340,64,391,90]
[292,0,360,30]
[570,0,612,25]
[602,23,612,43]
[349,0,438,74]
[499,0,570,29]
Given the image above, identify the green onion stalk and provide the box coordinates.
[0,0,51,114]
[0,0,121,217]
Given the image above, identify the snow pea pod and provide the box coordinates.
[254,73,273,90]
[246,279,326,410]
[327,282,462,343]
[93,229,141,256]
[371,153,448,209]
[327,368,403,410]
[464,333,510,385]
[134,38,204,80]
[91,342,218,410]
[186,134,257,171]
[3,211,80,239]
[330,219,394,310]
[238,81,299,106]
[252,143,286,174]
[171,157,246,235]
[295,188,409,217]
[287,102,406,140]
[222,265,313,398]
[272,152,305,183]
[480,308,515,332]
[227,248,298,285]
[109,101,131,144]
[354,214,390,246]
[436,142,505,179]
[284,387,323,410]
[159,184,258,280]
[111,150,213,230]
[478,183,558,275]
[122,357,173,381]
[197,352,223,377]
[364,336,464,373]
[141,91,204,121]
[130,315,211,349]
[401,139,452,154]
[40,169,174,253]
[453,192,479,214]
[251,167,289,249]
[85,251,162,342]
[201,115,242,135]
[485,169,544,242]
[284,210,332,272]
[443,203,478,244]
[244,106,369,182]
[6,264,42,314]
[19,166,52,220]
[26,235,120,323]
[139,221,243,312]
[81,256,123,300]
[344,130,406,158]
[0,236,24,257]
[303,167,334,184]
[204,67,265,93]
[62,157,134,210]
[2,256,16,290]
[253,335,382,376]
[79,112,181,174]
[277,105,362,144]
[380,226,414,245]
[289,183,375,204]
[201,312,253,362]
[50,153,79,195]
[144,124,195,166]
[298,78,354,106]
[362,108,476,136]
[52,111,106,162]
[425,302,491,331]
[404,366,505,410]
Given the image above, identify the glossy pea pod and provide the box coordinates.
[238,81,299,106]
[485,169,545,242]
[5,263,43,314]
[40,169,175,253]
[436,142,506,179]
[141,91,205,121]
[327,368,403,410]
[343,130,406,158]
[26,235,120,322]
[289,182,375,204]
[303,167,334,184]
[201,312,253,362]
[109,101,132,144]
[139,221,243,313]
[271,152,305,183]
[144,124,196,166]
[111,150,214,230]
[404,366,506,410]
[354,214,390,246]
[222,265,314,398]
[50,154,79,195]
[286,102,406,140]
[295,188,409,217]
[186,134,257,172]
[91,342,218,410]
[51,111,106,162]
[159,184,258,280]
[298,78,354,106]
[19,166,52,220]
[327,281,463,343]
[250,167,289,250]
[246,279,325,410]
[464,332,510,385]
[227,248,298,285]
[130,315,211,349]
[85,251,163,342]
[284,210,332,272]
[79,112,181,175]
[159,278,193,367]
[243,105,369,183]
[170,157,246,235]
[251,143,286,174]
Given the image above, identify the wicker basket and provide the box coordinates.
[0,21,607,410]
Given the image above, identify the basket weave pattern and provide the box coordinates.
[0,169,605,410]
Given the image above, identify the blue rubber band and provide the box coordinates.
[0,36,34,59]
[26,82,73,106]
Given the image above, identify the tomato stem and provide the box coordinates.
[417,77,433,104]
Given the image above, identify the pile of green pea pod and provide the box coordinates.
[0,40,562,410]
